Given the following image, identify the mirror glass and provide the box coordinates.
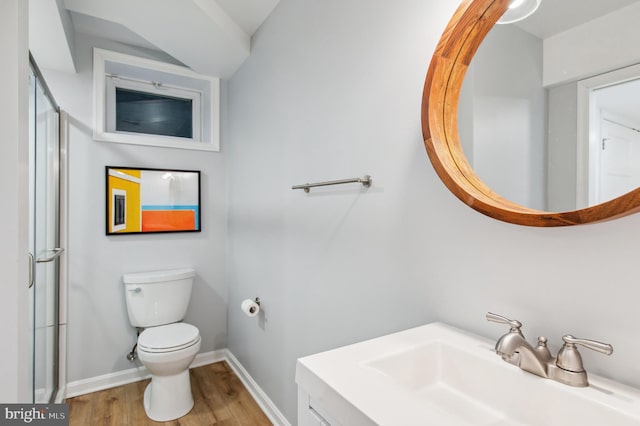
[106,166,201,235]
[458,0,640,212]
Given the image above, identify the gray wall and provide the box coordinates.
[543,2,640,87]
[42,34,228,383]
[227,0,640,423]
[547,82,578,212]
[458,24,585,213]
[459,24,546,210]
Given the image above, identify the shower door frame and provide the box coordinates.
[29,54,67,404]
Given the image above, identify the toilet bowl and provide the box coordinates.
[137,322,201,421]
[123,268,201,421]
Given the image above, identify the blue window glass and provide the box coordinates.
[115,88,193,138]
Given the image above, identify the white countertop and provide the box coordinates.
[295,322,640,426]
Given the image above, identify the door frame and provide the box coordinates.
[0,0,31,403]
[576,63,640,208]
[56,109,68,403]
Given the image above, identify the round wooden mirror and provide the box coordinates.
[422,0,640,226]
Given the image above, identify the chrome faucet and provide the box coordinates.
[486,312,613,387]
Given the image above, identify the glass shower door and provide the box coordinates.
[30,62,61,403]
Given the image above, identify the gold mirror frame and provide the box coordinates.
[422,0,640,226]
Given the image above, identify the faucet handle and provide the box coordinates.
[556,335,613,373]
[562,335,613,355]
[486,312,523,332]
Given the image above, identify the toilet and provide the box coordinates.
[123,268,201,422]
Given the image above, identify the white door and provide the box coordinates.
[597,118,640,204]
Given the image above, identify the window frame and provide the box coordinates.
[94,48,220,152]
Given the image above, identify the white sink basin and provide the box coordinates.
[364,342,507,424]
[296,323,640,426]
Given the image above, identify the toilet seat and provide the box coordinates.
[138,323,200,353]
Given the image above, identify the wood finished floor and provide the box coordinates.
[66,361,272,426]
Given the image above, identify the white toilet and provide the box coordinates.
[123,268,201,422]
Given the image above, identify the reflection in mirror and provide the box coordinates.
[106,166,201,235]
[458,0,640,212]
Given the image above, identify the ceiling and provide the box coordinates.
[31,0,640,78]
[29,0,280,78]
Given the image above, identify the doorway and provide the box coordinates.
[597,116,640,203]
[576,64,640,207]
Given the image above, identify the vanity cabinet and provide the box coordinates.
[296,357,375,426]
[297,390,339,426]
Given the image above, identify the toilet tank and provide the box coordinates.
[123,268,196,327]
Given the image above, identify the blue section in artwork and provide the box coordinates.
[141,205,200,230]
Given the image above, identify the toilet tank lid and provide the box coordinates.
[122,268,196,284]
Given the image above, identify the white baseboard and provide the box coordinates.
[62,349,290,426]
[224,350,292,426]
[64,349,226,399]
[190,348,227,368]
[65,365,149,399]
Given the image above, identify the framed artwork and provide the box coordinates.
[106,166,201,235]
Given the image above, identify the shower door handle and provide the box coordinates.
[28,253,35,288]
[36,247,64,263]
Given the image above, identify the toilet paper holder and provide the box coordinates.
[241,297,262,317]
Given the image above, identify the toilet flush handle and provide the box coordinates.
[128,287,142,293]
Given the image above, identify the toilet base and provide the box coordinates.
[143,370,194,421]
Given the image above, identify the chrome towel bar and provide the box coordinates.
[292,175,372,193]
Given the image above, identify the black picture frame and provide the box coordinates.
[105,166,201,235]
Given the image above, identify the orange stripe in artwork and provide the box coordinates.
[141,210,196,232]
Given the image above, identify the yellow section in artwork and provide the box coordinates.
[107,169,141,233]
